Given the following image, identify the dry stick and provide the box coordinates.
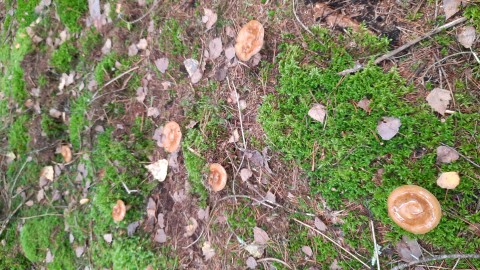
[292,0,314,36]
[370,220,381,270]
[338,17,468,76]
[440,143,480,169]
[391,254,480,270]
[292,218,370,268]
[256,258,293,269]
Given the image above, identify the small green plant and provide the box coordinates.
[464,4,480,29]
[69,92,90,150]
[8,115,30,154]
[41,114,66,138]
[159,19,188,56]
[183,129,209,206]
[50,41,79,73]
[54,0,88,32]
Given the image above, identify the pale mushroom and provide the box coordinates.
[387,185,441,234]
[208,163,227,192]
[163,121,182,153]
[112,199,126,223]
[234,20,264,62]
[436,172,460,189]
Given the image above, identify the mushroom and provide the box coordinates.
[436,172,460,189]
[387,185,441,234]
[112,200,126,223]
[162,121,182,153]
[234,20,264,62]
[208,163,227,192]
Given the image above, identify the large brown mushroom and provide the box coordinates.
[234,20,264,62]
[387,185,441,234]
[208,163,227,192]
[112,200,126,223]
[163,121,182,153]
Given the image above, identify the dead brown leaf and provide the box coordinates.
[426,88,451,115]
[436,146,459,164]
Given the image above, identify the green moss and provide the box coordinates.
[8,115,30,154]
[41,114,67,139]
[183,134,209,207]
[13,0,42,27]
[259,27,480,264]
[50,41,79,73]
[464,4,480,29]
[159,19,188,56]
[54,0,88,32]
[69,92,90,150]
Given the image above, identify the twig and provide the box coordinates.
[182,228,204,249]
[391,254,480,270]
[370,220,381,270]
[20,213,63,220]
[440,143,480,169]
[9,156,32,194]
[122,0,159,24]
[292,0,314,36]
[338,17,468,75]
[91,66,140,102]
[256,258,293,269]
[292,218,370,268]
[121,181,138,194]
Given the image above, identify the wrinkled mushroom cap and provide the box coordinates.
[387,185,441,234]
[436,172,460,189]
[208,163,227,192]
[235,20,264,62]
[163,121,182,153]
[112,200,126,222]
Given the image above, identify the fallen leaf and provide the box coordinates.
[265,191,276,204]
[88,0,102,29]
[225,46,236,60]
[184,217,198,237]
[46,249,54,263]
[198,207,209,220]
[377,117,401,140]
[396,236,422,262]
[184,59,199,77]
[253,227,269,245]
[145,159,168,182]
[101,38,112,55]
[330,259,342,270]
[302,246,313,256]
[228,129,240,143]
[202,8,217,30]
[457,26,476,49]
[147,107,160,118]
[240,168,253,182]
[103,234,113,243]
[146,197,156,219]
[40,166,54,181]
[246,256,258,269]
[314,217,327,232]
[427,88,452,116]
[79,198,89,205]
[209,37,223,60]
[436,146,459,164]
[136,38,148,50]
[437,171,460,189]
[157,213,165,228]
[136,87,147,103]
[155,58,169,73]
[172,189,186,203]
[69,233,75,244]
[191,70,203,84]
[75,246,85,257]
[127,221,140,237]
[128,44,138,56]
[244,244,264,258]
[308,103,327,123]
[168,151,180,172]
[357,98,371,112]
[443,0,463,19]
[5,152,16,164]
[154,229,167,243]
[25,200,34,207]
[214,66,228,81]
[314,3,363,31]
[60,145,72,163]
[202,241,215,260]
[36,189,45,202]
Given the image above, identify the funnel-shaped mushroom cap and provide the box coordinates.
[112,200,126,222]
[208,163,227,192]
[235,20,264,61]
[163,121,182,153]
[388,185,441,234]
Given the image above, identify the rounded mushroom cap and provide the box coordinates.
[163,121,182,153]
[235,20,264,62]
[436,172,460,189]
[112,199,126,222]
[387,185,441,234]
[208,163,227,192]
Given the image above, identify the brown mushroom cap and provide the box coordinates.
[112,200,126,223]
[208,163,227,192]
[387,185,441,234]
[163,121,182,153]
[234,20,264,62]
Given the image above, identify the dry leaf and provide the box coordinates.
[240,168,253,182]
[5,152,16,164]
[443,0,463,19]
[127,221,140,236]
[225,46,236,60]
[191,70,203,84]
[136,87,146,103]
[88,0,102,29]
[155,58,169,73]
[377,117,401,140]
[101,38,112,55]
[184,217,198,237]
[426,88,451,115]
[128,44,138,56]
[46,249,54,263]
[154,229,167,243]
[314,3,363,31]
[147,107,160,118]
[244,244,264,258]
[302,246,313,256]
[103,233,113,243]
[209,37,223,60]
[357,98,371,112]
[79,198,89,205]
[136,39,148,50]
[198,207,209,221]
[158,213,165,228]
[202,241,215,260]
[437,172,460,189]
[308,103,327,123]
[75,246,85,258]
[436,146,459,164]
[228,129,240,143]
[330,259,342,270]
[314,217,327,232]
[36,189,45,202]
[253,227,269,245]
[60,145,72,163]
[202,8,217,30]
[25,200,34,206]
[145,159,168,182]
[146,197,156,219]
[396,236,422,262]
[265,191,276,204]
[40,166,54,181]
[246,256,258,269]
[457,26,476,48]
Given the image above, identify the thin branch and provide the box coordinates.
[370,220,380,270]
[391,254,480,270]
[338,17,468,75]
[440,143,480,169]
[292,218,370,268]
[257,257,293,269]
[292,0,314,36]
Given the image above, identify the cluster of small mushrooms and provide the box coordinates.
[387,173,460,234]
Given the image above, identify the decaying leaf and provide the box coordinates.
[136,87,147,103]
[128,43,138,56]
[155,57,169,73]
[202,8,218,30]
[314,3,363,32]
[101,38,112,55]
[145,159,169,182]
[46,249,54,263]
[209,37,223,60]
[443,0,465,19]
[154,228,167,243]
[395,236,423,262]
[265,191,276,203]
[103,233,113,243]
[127,221,140,236]
[315,217,327,232]
[426,88,451,115]
[184,217,198,237]
[457,26,476,49]
[377,117,401,140]
[40,166,54,181]
[302,246,313,257]
[79,198,89,205]
[246,256,258,269]
[60,145,72,163]
[240,168,253,182]
[75,246,85,258]
[436,146,459,164]
[202,241,216,260]
[253,227,269,245]
[244,244,264,258]
[136,38,148,50]
[308,103,327,123]
[225,46,236,60]
[357,98,371,112]
[147,107,160,118]
[228,129,240,143]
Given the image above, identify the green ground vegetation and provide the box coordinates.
[259,27,480,267]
